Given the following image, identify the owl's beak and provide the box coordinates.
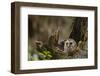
[67,44,70,48]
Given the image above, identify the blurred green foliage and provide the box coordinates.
[28,44,53,61]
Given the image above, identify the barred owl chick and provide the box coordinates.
[64,38,77,56]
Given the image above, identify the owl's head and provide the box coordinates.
[64,38,77,50]
[57,39,77,54]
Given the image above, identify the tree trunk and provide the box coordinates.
[69,17,87,44]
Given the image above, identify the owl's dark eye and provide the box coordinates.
[70,42,72,45]
[66,43,68,45]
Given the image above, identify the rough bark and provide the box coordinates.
[69,17,87,44]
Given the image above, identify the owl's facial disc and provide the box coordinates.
[64,39,77,48]
[65,42,72,48]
